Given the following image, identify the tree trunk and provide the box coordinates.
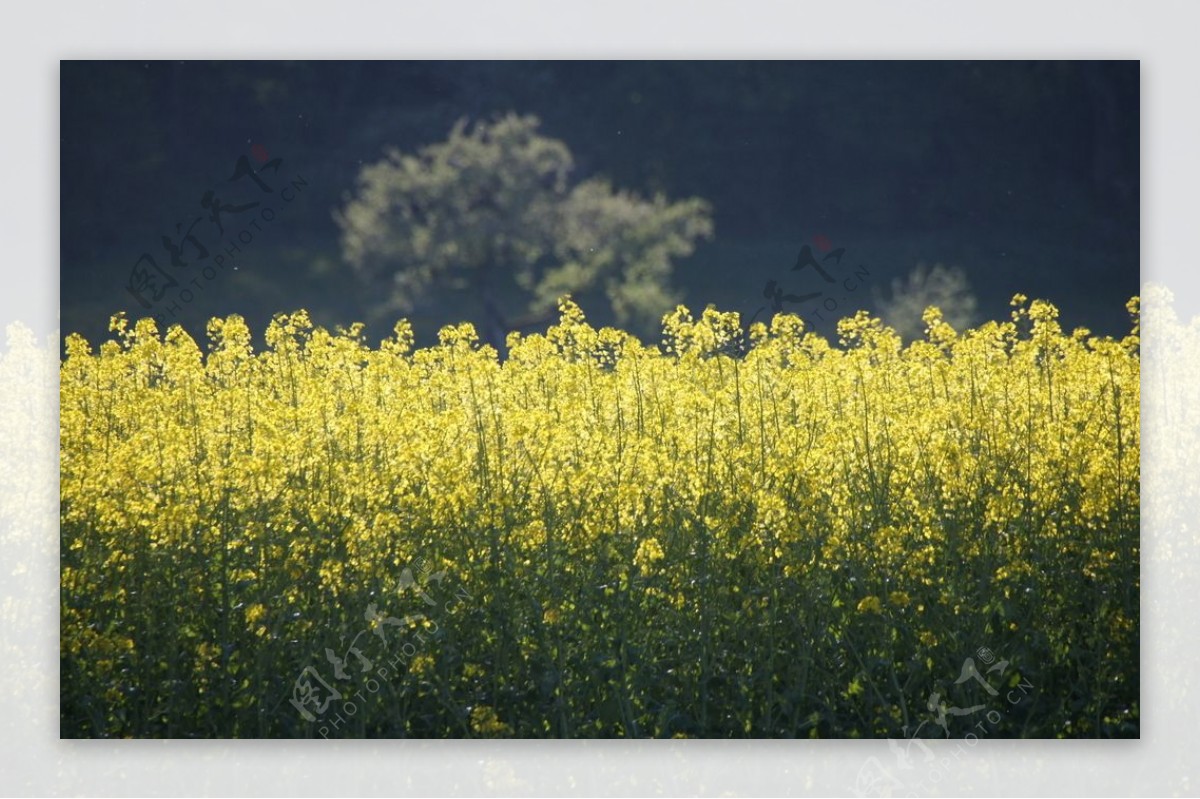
[476,252,509,352]
[479,290,508,353]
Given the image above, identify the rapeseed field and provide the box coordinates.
[59,295,1139,738]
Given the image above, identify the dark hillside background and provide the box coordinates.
[60,60,1139,348]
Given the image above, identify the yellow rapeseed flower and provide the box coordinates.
[856,596,883,614]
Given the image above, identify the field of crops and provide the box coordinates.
[59,296,1139,738]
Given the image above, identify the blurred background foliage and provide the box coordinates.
[60,61,1139,348]
[335,113,713,349]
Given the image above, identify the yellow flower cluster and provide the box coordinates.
[60,295,1139,738]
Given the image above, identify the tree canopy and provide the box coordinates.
[336,113,713,347]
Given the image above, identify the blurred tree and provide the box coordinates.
[336,113,714,347]
[874,263,979,340]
